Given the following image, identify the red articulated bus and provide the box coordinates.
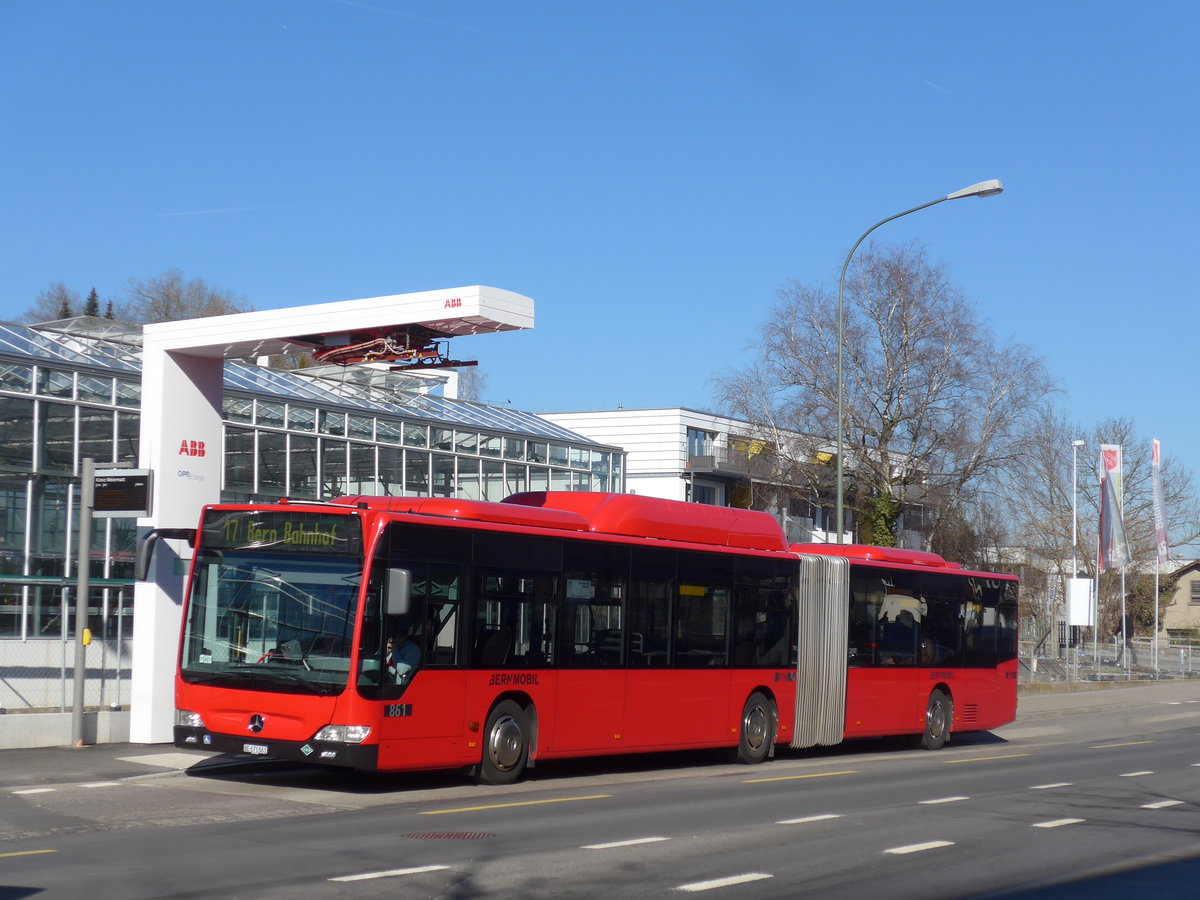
[165,492,1018,783]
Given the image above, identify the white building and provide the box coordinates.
[539,407,842,543]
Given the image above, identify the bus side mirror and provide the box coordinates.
[135,528,197,581]
[386,568,412,616]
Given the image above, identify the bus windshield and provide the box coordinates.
[180,509,364,696]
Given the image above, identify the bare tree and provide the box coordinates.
[17,282,80,323]
[716,242,1056,553]
[124,269,251,323]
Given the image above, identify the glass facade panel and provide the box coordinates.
[549,443,569,466]
[223,396,253,423]
[431,427,453,450]
[348,415,374,440]
[77,375,112,404]
[455,430,478,455]
[0,362,33,393]
[224,427,255,492]
[405,450,429,494]
[592,451,610,491]
[570,447,590,469]
[457,457,481,500]
[287,405,316,431]
[289,434,318,497]
[528,441,547,464]
[319,410,346,436]
[39,402,76,472]
[0,396,34,470]
[115,378,140,407]
[38,369,74,398]
[482,459,504,500]
[0,474,27,575]
[77,406,115,467]
[256,400,285,428]
[378,446,402,495]
[116,411,139,464]
[432,453,455,498]
[530,467,549,491]
[503,437,525,460]
[376,418,401,444]
[0,583,22,637]
[404,422,429,447]
[479,435,502,458]
[552,468,571,492]
[321,438,347,496]
[348,442,377,493]
[505,464,527,496]
[257,430,287,494]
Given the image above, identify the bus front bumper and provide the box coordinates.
[174,726,379,769]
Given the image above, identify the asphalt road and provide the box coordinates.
[3,684,1199,899]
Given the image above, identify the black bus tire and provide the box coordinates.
[477,699,530,785]
[733,691,776,765]
[917,688,951,751]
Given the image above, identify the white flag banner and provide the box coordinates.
[1152,438,1171,563]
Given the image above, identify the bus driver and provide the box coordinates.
[386,631,421,684]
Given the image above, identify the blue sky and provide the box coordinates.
[2,2,1197,484]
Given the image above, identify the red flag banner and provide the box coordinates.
[1099,444,1130,571]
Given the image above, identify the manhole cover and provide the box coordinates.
[402,832,495,840]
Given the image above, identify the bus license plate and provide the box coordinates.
[242,743,269,755]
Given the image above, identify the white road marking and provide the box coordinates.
[1141,800,1183,809]
[883,840,954,855]
[777,814,842,825]
[919,796,969,805]
[1119,771,1154,777]
[1030,783,1072,790]
[1032,818,1084,828]
[583,837,669,850]
[329,865,449,882]
[79,782,120,788]
[676,873,773,892]
[12,788,56,795]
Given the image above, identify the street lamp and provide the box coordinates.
[834,179,1004,543]
[1070,438,1085,667]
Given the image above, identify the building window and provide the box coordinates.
[687,428,714,457]
[1190,581,1200,606]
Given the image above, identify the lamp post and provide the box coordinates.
[834,179,1004,544]
[1070,438,1085,668]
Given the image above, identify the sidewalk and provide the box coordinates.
[2,680,1194,789]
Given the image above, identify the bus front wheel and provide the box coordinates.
[478,700,529,785]
[732,691,776,765]
[917,688,951,750]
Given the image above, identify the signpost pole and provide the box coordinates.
[71,457,95,747]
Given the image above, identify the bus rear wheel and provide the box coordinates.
[917,688,951,750]
[478,699,530,785]
[732,691,776,764]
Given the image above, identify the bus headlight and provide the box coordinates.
[313,724,371,744]
[175,709,206,728]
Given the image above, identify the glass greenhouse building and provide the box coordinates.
[0,317,623,713]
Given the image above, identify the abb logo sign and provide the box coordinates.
[443,297,462,309]
[179,440,206,457]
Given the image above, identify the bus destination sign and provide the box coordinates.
[202,510,362,556]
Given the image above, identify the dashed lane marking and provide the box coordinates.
[1030,783,1073,790]
[1090,741,1154,749]
[1032,818,1084,828]
[777,814,842,825]
[744,770,857,783]
[943,754,1029,764]
[1119,771,1154,777]
[883,840,954,855]
[1142,800,1184,809]
[919,796,969,805]
[11,788,56,795]
[329,865,449,882]
[0,849,57,859]
[420,795,611,815]
[80,782,121,788]
[676,873,773,892]
[583,837,669,850]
